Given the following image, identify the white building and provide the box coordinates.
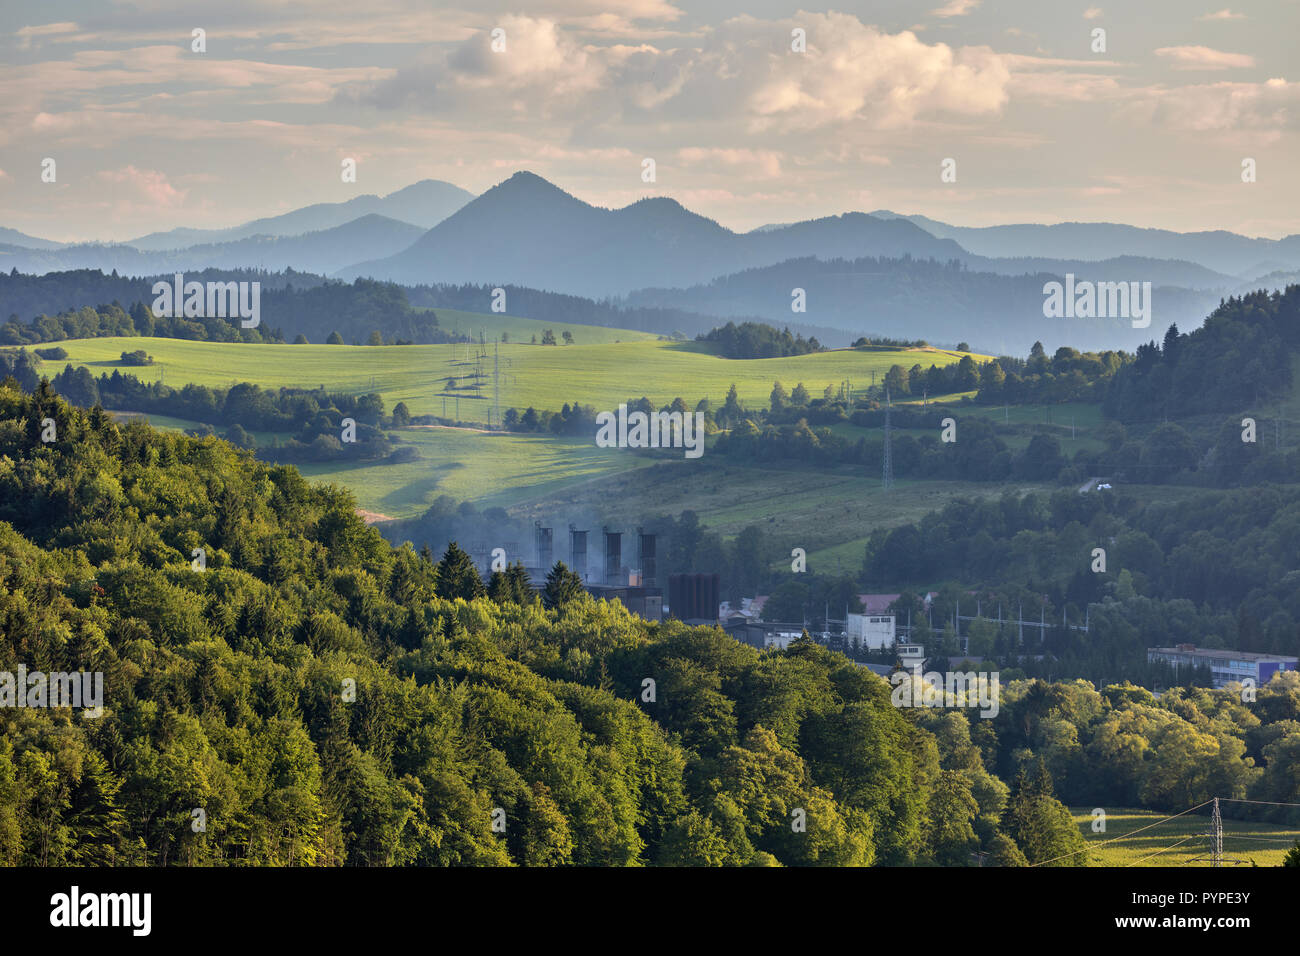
[846,613,896,650]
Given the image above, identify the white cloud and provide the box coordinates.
[931,0,981,17]
[1120,78,1299,131]
[1198,9,1246,20]
[676,147,783,178]
[342,13,1012,134]
[95,165,187,209]
[1154,45,1255,69]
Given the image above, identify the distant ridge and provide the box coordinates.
[337,171,967,296]
[124,179,473,250]
[869,210,1300,278]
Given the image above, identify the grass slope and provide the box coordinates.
[1071,807,1300,867]
[37,331,985,427]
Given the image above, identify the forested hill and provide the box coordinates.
[0,270,454,346]
[0,380,933,865]
[1,380,1296,866]
[1103,284,1300,421]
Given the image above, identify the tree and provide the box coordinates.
[721,384,743,427]
[790,383,809,406]
[986,832,1029,866]
[1001,760,1088,866]
[488,562,534,605]
[294,334,309,344]
[883,364,909,396]
[770,381,788,413]
[561,330,574,345]
[541,329,557,346]
[326,331,344,345]
[1140,423,1198,482]
[435,542,485,600]
[391,402,410,426]
[367,330,384,346]
[957,342,971,352]
[542,562,585,610]
[1283,839,1300,867]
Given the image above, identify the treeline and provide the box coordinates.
[0,381,1106,867]
[48,365,395,463]
[404,281,852,345]
[1,302,277,345]
[0,269,469,346]
[859,485,1300,667]
[697,321,822,358]
[1104,286,1300,422]
[976,342,1128,405]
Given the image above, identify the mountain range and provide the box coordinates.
[125,180,473,250]
[3,171,1298,352]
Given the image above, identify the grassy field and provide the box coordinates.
[1071,807,1300,867]
[35,330,986,427]
[296,426,657,518]
[510,456,1056,566]
[420,308,658,346]
[114,411,657,519]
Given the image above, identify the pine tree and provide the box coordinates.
[435,542,485,600]
[542,561,584,610]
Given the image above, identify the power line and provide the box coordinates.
[1029,799,1213,867]
[1125,834,1200,867]
[1218,797,1300,807]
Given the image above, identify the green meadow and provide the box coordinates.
[1071,807,1300,867]
[38,329,986,427]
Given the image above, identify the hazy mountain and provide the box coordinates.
[125,180,473,250]
[624,255,1223,354]
[870,210,1300,278]
[337,171,968,296]
[0,228,63,250]
[338,172,1242,298]
[0,215,425,277]
[964,254,1235,290]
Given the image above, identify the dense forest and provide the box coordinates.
[0,271,466,346]
[4,381,1296,865]
[1104,287,1299,421]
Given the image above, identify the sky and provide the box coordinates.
[2,0,1297,242]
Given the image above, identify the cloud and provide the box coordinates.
[676,147,783,178]
[1120,78,1299,131]
[1154,46,1255,69]
[1198,9,1246,20]
[1083,7,1103,19]
[95,166,187,209]
[931,0,981,16]
[16,22,78,49]
[342,13,1012,134]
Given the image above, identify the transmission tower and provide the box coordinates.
[1210,797,1223,866]
[493,340,500,429]
[882,387,894,490]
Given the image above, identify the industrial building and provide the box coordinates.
[722,618,810,650]
[845,613,896,650]
[1147,644,1298,688]
[471,523,665,622]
